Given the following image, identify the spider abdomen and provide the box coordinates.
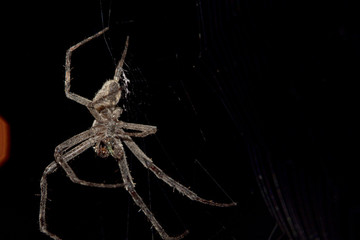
[93,80,121,111]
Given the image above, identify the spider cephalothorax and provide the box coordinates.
[94,137,113,158]
[40,28,236,240]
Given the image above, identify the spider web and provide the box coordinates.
[33,1,268,239]
[96,1,358,240]
[94,2,244,239]
[2,0,355,240]
[40,1,247,240]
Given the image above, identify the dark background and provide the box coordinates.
[1,0,359,239]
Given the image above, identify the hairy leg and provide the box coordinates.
[113,139,188,240]
[55,129,96,154]
[55,130,123,188]
[40,132,123,239]
[64,28,109,121]
[123,139,236,207]
[113,36,129,82]
[117,121,157,137]
[39,161,62,240]
[40,158,123,240]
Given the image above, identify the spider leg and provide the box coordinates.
[123,138,237,207]
[117,121,157,137]
[113,36,129,82]
[55,130,123,188]
[39,161,62,240]
[112,139,189,240]
[40,131,123,240]
[55,128,97,153]
[64,27,109,122]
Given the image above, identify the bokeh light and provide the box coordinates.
[0,116,10,166]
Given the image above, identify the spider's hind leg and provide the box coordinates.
[113,36,129,82]
[64,28,109,122]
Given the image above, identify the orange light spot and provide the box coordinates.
[0,116,10,167]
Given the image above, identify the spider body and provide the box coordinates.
[92,114,125,158]
[39,28,236,240]
[93,79,122,112]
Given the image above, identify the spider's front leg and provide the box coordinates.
[40,161,62,240]
[113,138,188,240]
[54,129,123,188]
[123,138,237,207]
[40,129,124,240]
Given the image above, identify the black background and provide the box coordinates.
[1,0,359,240]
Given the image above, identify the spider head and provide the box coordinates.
[94,138,115,158]
[95,144,110,158]
[93,80,122,111]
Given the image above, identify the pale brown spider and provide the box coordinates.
[39,27,236,240]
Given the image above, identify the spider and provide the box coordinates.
[39,27,236,240]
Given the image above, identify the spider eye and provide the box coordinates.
[95,144,110,158]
